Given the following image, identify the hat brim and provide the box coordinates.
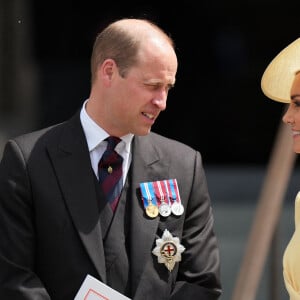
[261,38,300,103]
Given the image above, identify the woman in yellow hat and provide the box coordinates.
[261,37,300,300]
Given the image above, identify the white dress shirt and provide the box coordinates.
[80,100,133,184]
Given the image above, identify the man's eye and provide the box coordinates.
[146,84,160,90]
[145,83,174,92]
[167,84,174,91]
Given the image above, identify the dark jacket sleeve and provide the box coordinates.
[0,140,51,299]
[169,150,222,299]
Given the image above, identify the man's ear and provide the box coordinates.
[101,59,116,85]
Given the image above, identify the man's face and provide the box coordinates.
[108,41,178,137]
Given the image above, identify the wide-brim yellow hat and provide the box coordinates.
[261,38,300,103]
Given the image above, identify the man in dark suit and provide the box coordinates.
[0,18,222,299]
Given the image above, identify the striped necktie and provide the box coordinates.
[98,136,123,212]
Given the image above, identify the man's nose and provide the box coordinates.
[152,98,167,110]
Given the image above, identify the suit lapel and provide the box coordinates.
[129,135,170,294]
[46,113,106,282]
[46,120,170,292]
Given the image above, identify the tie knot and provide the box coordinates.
[106,136,121,151]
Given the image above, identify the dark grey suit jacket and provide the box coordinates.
[0,111,222,299]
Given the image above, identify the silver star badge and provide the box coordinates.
[152,229,185,271]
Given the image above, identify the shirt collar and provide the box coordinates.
[80,99,134,152]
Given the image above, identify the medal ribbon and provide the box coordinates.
[168,179,178,204]
[163,180,171,204]
[153,180,167,208]
[157,180,170,206]
[173,179,182,204]
[141,180,180,214]
[147,182,158,207]
[140,182,158,209]
[140,182,151,209]
[152,181,161,207]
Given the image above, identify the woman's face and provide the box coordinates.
[283,72,300,153]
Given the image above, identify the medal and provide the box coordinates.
[140,178,183,218]
[167,179,184,216]
[152,229,185,271]
[154,180,171,217]
[159,202,171,217]
[171,202,184,216]
[146,203,159,218]
[140,182,159,218]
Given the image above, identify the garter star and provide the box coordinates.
[152,229,185,271]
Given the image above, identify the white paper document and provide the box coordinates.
[74,274,132,300]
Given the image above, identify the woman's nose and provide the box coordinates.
[282,107,293,125]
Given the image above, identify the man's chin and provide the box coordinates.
[135,128,151,136]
